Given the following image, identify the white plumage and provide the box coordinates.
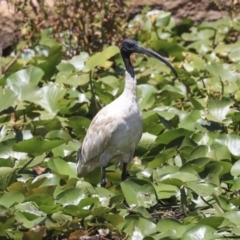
[77,39,177,187]
[77,71,142,178]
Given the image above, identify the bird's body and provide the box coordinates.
[77,71,142,177]
[77,39,177,186]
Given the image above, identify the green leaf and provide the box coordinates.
[204,163,223,185]
[37,45,63,80]
[186,182,221,197]
[156,128,192,144]
[156,11,171,27]
[67,116,91,137]
[179,110,201,130]
[189,145,208,160]
[0,87,18,112]
[160,172,198,186]
[215,134,240,156]
[224,211,240,226]
[137,84,157,110]
[206,62,238,81]
[13,137,67,156]
[182,225,220,240]
[51,141,78,158]
[69,52,89,70]
[47,157,76,179]
[198,216,225,229]
[14,211,46,229]
[16,154,46,170]
[26,186,57,197]
[33,173,60,187]
[56,62,75,72]
[56,72,89,86]
[57,188,86,206]
[98,76,119,89]
[7,66,44,102]
[123,216,156,238]
[207,98,233,122]
[0,191,24,208]
[121,178,157,208]
[45,212,72,229]
[6,66,44,86]
[155,165,179,177]
[153,106,179,120]
[85,46,119,71]
[0,167,17,191]
[45,130,72,140]
[15,202,46,217]
[154,183,179,199]
[103,212,124,227]
[229,47,240,62]
[148,148,177,168]
[36,85,67,114]
[231,160,240,177]
[138,132,157,150]
[8,182,28,194]
[190,97,205,110]
[157,218,191,238]
[33,118,62,132]
[180,157,211,174]
[218,196,237,211]
[210,143,231,161]
[232,226,240,236]
[161,83,186,99]
[230,177,240,191]
[150,40,184,60]
[0,215,16,231]
[92,187,115,208]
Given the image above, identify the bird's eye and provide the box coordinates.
[128,43,133,48]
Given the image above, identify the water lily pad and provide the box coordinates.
[85,46,119,71]
[0,87,18,112]
[121,178,157,208]
[157,218,191,238]
[182,225,220,240]
[231,160,240,177]
[215,134,240,156]
[57,188,86,206]
[0,167,17,191]
[186,182,221,197]
[0,191,24,208]
[13,137,67,156]
[123,216,156,238]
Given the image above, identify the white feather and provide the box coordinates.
[77,71,143,176]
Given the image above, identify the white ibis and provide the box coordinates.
[77,39,178,187]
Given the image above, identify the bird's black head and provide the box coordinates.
[120,39,178,79]
[120,39,139,56]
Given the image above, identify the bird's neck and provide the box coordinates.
[123,71,137,98]
[121,51,135,79]
[121,51,137,98]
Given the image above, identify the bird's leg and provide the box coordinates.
[121,162,128,181]
[101,166,107,187]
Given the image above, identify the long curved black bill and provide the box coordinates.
[135,45,178,78]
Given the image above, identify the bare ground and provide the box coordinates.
[0,0,233,55]
[130,0,229,23]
